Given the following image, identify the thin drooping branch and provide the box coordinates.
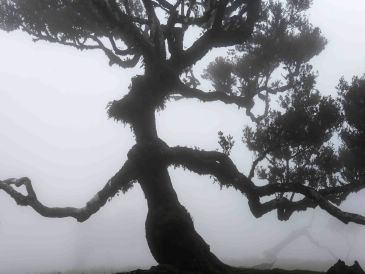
[108,35,136,56]
[90,35,141,68]
[21,24,100,51]
[23,24,141,69]
[90,0,154,58]
[166,146,365,225]
[5,1,153,67]
[0,160,137,222]
[1,0,262,74]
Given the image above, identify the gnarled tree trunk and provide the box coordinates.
[141,163,228,272]
[124,75,230,273]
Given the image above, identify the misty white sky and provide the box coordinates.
[0,1,365,273]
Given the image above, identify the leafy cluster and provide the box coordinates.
[339,76,365,183]
[243,70,342,191]
[203,0,326,121]
[203,0,363,204]
[218,131,235,156]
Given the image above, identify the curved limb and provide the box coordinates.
[175,81,254,108]
[166,146,365,225]
[0,160,137,222]
[174,81,292,122]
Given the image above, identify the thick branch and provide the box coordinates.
[142,0,166,58]
[0,160,136,222]
[175,82,254,108]
[166,146,365,225]
[175,82,291,121]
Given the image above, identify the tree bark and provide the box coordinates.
[125,76,230,273]
[140,160,228,273]
[140,163,226,273]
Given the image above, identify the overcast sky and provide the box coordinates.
[0,1,365,274]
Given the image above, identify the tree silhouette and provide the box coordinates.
[0,1,365,273]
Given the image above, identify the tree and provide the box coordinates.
[0,0,364,273]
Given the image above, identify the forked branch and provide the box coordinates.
[0,160,137,222]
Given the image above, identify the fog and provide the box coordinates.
[0,1,365,273]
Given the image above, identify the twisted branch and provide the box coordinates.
[175,82,254,108]
[0,160,137,222]
[174,81,291,123]
[166,146,365,225]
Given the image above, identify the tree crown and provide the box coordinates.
[1,0,365,229]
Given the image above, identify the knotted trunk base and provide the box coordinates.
[145,203,230,273]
